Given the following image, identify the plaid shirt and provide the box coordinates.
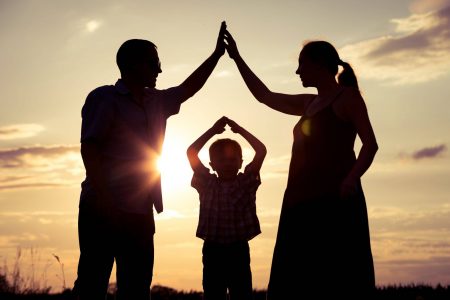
[191,169,261,244]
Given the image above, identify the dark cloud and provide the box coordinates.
[0,124,45,140]
[0,127,21,135]
[377,256,450,285]
[412,144,446,160]
[0,182,65,191]
[341,5,450,84]
[0,175,31,183]
[371,206,450,232]
[380,256,450,266]
[0,145,79,168]
[366,6,450,62]
[0,144,82,190]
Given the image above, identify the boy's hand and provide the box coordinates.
[213,21,227,57]
[211,116,228,135]
[224,29,239,60]
[226,118,242,134]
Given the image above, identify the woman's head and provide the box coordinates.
[296,40,359,90]
[300,41,340,76]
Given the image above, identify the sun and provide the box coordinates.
[157,138,193,193]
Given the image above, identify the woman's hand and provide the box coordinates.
[224,29,240,60]
[340,175,358,199]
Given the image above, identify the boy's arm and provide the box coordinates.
[187,116,228,173]
[227,118,267,173]
[178,22,226,102]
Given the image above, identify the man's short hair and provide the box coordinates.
[116,39,157,73]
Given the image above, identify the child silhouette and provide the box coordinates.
[187,116,266,300]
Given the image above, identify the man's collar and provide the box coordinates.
[115,79,130,95]
[115,79,157,96]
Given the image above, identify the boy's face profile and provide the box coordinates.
[209,145,243,181]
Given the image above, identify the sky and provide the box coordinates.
[1,0,450,293]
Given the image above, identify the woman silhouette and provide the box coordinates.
[225,30,378,299]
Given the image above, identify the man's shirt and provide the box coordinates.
[80,79,186,215]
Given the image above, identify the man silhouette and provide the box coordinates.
[73,22,227,299]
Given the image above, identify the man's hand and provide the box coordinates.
[213,21,227,57]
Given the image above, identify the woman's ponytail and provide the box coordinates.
[338,60,359,90]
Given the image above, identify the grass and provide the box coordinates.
[1,282,450,299]
[1,248,449,299]
[1,247,52,295]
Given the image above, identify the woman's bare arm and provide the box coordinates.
[225,30,314,116]
[340,89,378,198]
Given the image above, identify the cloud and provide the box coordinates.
[163,64,192,74]
[0,183,65,191]
[370,205,450,232]
[0,124,45,140]
[260,155,290,179]
[0,176,31,183]
[340,5,450,85]
[0,145,83,190]
[376,255,450,285]
[213,70,233,78]
[0,211,77,246]
[85,20,101,33]
[410,0,450,13]
[0,145,80,168]
[369,204,450,285]
[396,144,447,162]
[412,144,447,160]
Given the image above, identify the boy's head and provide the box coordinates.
[209,139,243,180]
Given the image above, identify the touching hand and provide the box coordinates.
[211,116,228,134]
[213,21,227,57]
[224,29,239,59]
[226,118,242,133]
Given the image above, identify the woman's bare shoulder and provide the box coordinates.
[333,87,366,120]
[335,87,365,107]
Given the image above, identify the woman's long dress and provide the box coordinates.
[267,91,375,299]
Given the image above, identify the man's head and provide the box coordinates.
[209,138,243,180]
[116,39,162,88]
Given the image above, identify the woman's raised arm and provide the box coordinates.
[225,29,314,116]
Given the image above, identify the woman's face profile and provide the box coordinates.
[296,53,320,88]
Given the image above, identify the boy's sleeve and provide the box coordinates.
[80,89,115,143]
[241,169,262,200]
[191,166,212,194]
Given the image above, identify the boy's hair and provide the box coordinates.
[209,139,242,161]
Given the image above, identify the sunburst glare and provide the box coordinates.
[157,138,192,194]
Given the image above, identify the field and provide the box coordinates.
[1,252,449,300]
[1,283,450,300]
